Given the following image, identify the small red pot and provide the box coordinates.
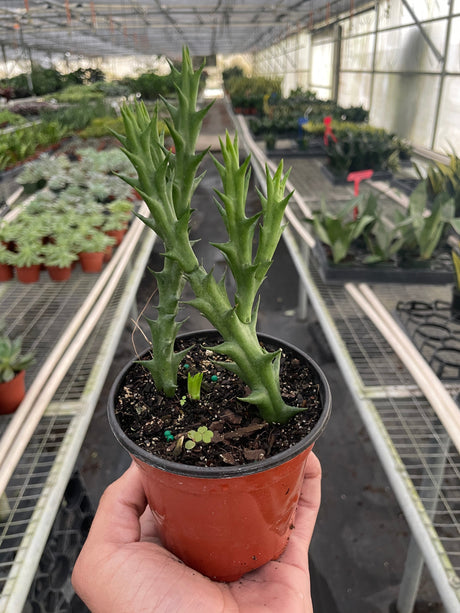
[0,370,26,414]
[108,331,331,582]
[78,251,104,273]
[106,229,126,247]
[103,245,113,262]
[47,265,72,282]
[0,263,13,282]
[15,265,41,284]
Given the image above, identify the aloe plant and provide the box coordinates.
[114,47,300,424]
[306,195,375,264]
[397,183,460,260]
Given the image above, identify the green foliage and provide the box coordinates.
[0,243,15,266]
[127,71,177,100]
[10,239,44,268]
[48,84,105,104]
[40,99,109,133]
[0,109,26,127]
[397,183,460,260]
[309,185,460,265]
[0,326,35,384]
[306,195,375,263]
[78,116,126,139]
[187,372,204,400]
[227,75,282,113]
[117,47,300,424]
[185,426,214,449]
[415,149,460,215]
[325,126,400,177]
[41,239,79,268]
[31,65,63,96]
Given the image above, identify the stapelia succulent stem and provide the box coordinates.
[116,46,301,424]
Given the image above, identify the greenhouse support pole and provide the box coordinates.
[430,0,454,150]
[400,0,443,63]
[368,1,379,118]
[332,24,341,103]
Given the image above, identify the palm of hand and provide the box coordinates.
[72,457,320,613]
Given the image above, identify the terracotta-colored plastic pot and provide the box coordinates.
[108,330,331,582]
[47,265,72,282]
[78,251,104,273]
[15,264,41,284]
[0,370,26,414]
[106,229,126,247]
[103,245,113,262]
[0,263,13,282]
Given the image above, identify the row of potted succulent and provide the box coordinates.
[306,183,460,284]
[0,196,133,283]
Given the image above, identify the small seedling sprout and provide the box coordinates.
[185,426,214,449]
[187,371,204,400]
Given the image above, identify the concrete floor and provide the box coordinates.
[75,100,444,613]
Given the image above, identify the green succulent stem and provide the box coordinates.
[116,47,299,424]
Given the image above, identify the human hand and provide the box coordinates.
[72,453,321,613]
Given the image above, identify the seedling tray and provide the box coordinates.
[312,242,454,285]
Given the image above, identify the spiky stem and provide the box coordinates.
[116,47,300,423]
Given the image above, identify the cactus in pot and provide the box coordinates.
[115,47,304,424]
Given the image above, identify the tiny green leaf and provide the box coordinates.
[187,372,204,400]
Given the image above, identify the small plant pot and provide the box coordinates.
[106,229,126,247]
[15,265,41,284]
[103,245,113,262]
[451,287,460,320]
[78,252,104,273]
[108,330,331,582]
[47,265,72,282]
[0,264,13,282]
[0,370,26,414]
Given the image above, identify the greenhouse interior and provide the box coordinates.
[0,0,459,611]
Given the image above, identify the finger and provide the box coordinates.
[86,461,148,546]
[278,452,322,570]
[139,505,161,542]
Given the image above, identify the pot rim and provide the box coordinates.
[107,329,331,479]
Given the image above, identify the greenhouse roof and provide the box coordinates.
[0,1,373,60]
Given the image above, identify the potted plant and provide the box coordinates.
[102,199,133,245]
[307,185,460,284]
[0,233,14,281]
[107,48,331,582]
[42,239,79,281]
[9,238,44,283]
[76,227,115,273]
[0,324,35,414]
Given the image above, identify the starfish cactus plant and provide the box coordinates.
[115,47,302,424]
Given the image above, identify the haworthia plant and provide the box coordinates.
[114,47,302,424]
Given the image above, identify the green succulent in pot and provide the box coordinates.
[107,45,331,583]
[0,326,35,384]
[76,227,115,254]
[10,239,44,268]
[116,48,309,425]
[0,324,35,414]
[42,239,79,269]
[103,199,133,231]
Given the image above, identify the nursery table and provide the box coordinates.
[236,114,460,613]
[0,207,156,611]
